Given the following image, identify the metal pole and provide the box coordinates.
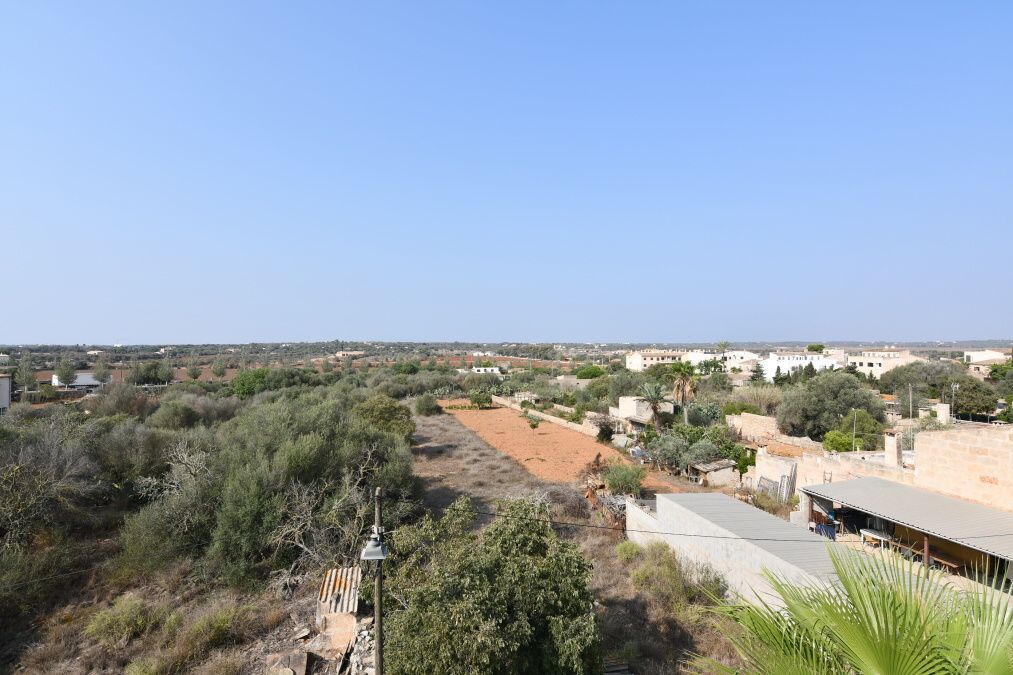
[374,486,384,675]
[852,409,857,452]
[909,383,914,419]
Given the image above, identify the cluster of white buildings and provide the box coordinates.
[624,346,938,383]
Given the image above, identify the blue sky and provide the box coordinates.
[3,2,1011,344]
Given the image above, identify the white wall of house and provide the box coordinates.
[963,350,1007,364]
[0,375,11,414]
[625,350,684,372]
[846,350,923,378]
[758,352,837,382]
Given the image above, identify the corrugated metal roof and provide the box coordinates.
[659,493,838,578]
[691,458,737,473]
[317,566,361,616]
[800,477,1013,561]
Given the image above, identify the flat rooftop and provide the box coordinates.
[658,492,838,578]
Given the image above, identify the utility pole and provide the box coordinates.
[852,409,857,452]
[373,486,384,675]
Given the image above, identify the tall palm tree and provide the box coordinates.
[668,362,697,424]
[639,382,668,430]
[696,547,1013,674]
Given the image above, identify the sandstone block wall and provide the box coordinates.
[914,427,1013,512]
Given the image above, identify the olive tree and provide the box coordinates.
[776,371,884,441]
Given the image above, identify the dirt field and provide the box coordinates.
[440,401,676,492]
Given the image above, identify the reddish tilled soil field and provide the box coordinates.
[441,400,670,490]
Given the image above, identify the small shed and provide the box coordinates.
[687,458,738,487]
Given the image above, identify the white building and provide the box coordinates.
[846,350,923,379]
[470,366,502,377]
[0,374,11,415]
[625,349,685,372]
[52,373,105,390]
[0,353,10,365]
[964,349,1008,364]
[758,352,837,382]
[608,396,675,430]
[680,350,722,367]
[722,350,760,366]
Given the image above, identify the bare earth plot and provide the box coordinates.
[439,401,680,493]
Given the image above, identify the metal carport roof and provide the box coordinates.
[800,477,1013,561]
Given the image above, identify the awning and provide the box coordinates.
[800,477,1013,561]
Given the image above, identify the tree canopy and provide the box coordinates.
[776,371,885,441]
[385,497,601,674]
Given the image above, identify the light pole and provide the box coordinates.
[951,382,960,423]
[360,487,388,675]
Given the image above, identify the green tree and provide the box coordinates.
[951,378,1000,417]
[667,362,697,425]
[93,355,111,384]
[776,371,885,441]
[639,382,669,430]
[186,356,202,381]
[838,408,883,449]
[806,343,825,353]
[822,429,854,453]
[749,362,766,383]
[574,364,605,379]
[646,432,689,471]
[55,355,77,388]
[353,394,416,442]
[211,357,227,380]
[602,462,646,496]
[706,547,1013,674]
[156,358,174,384]
[468,390,493,409]
[385,498,601,674]
[320,357,334,373]
[15,352,35,399]
[231,367,268,398]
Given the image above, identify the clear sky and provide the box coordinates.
[3,2,1011,344]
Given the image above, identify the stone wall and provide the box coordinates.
[914,426,1013,511]
[726,413,823,452]
[491,395,599,437]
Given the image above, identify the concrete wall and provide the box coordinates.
[914,426,1013,511]
[0,376,10,413]
[625,498,831,607]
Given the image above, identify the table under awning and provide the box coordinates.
[800,477,1013,562]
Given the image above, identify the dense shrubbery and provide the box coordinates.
[414,393,442,416]
[777,371,885,441]
[602,462,647,496]
[385,497,601,674]
[574,364,605,380]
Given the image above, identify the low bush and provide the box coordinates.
[414,393,442,416]
[147,400,200,430]
[467,389,493,408]
[616,540,641,564]
[601,462,646,497]
[631,542,726,613]
[85,593,167,647]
